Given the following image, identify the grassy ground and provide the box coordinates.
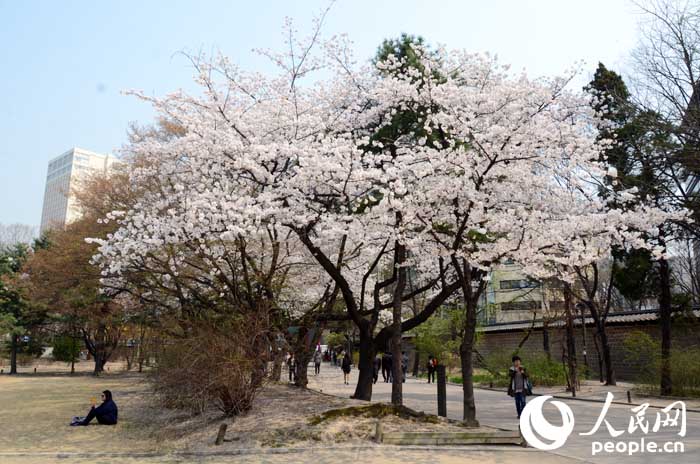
[0,372,158,454]
[0,369,582,464]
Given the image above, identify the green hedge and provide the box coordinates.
[623,330,700,397]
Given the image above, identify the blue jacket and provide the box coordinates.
[93,399,118,425]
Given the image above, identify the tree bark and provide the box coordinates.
[294,327,314,388]
[352,321,375,400]
[658,257,673,396]
[391,242,407,406]
[85,323,114,376]
[271,348,284,382]
[460,315,479,427]
[593,332,604,383]
[597,320,616,386]
[455,258,480,427]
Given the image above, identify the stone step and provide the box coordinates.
[381,431,524,446]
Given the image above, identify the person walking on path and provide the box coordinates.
[313,348,323,375]
[372,355,381,384]
[70,390,118,426]
[401,351,408,383]
[426,355,435,384]
[286,353,296,383]
[341,350,352,385]
[507,355,530,419]
[381,352,392,383]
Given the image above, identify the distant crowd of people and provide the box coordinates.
[285,347,533,420]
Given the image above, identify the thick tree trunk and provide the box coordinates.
[87,324,109,376]
[294,344,312,388]
[455,258,480,427]
[9,334,18,375]
[460,315,479,427]
[597,321,616,386]
[593,332,604,383]
[93,351,106,375]
[587,302,615,385]
[659,257,673,396]
[271,349,284,382]
[352,322,375,401]
[391,242,407,406]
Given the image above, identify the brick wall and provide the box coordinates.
[475,320,700,381]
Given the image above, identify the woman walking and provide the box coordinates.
[341,350,352,385]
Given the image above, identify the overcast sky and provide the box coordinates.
[0,0,644,227]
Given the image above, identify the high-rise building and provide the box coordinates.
[39,147,119,234]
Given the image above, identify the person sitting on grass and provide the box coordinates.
[70,390,118,426]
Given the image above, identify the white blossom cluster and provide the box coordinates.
[91,28,678,318]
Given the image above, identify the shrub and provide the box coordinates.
[622,330,660,390]
[152,316,271,416]
[52,335,81,363]
[526,354,585,387]
[478,349,584,388]
[623,330,700,397]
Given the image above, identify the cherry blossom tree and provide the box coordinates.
[93,18,674,420]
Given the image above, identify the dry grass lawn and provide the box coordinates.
[0,371,576,464]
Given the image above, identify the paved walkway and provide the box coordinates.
[482,379,700,410]
[306,362,700,464]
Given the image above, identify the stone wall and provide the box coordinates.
[475,320,700,381]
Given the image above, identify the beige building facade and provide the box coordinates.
[481,261,566,324]
[39,147,118,234]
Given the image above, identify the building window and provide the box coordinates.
[501,301,540,311]
[499,279,539,290]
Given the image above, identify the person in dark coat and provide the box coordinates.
[507,355,530,419]
[401,351,408,383]
[71,390,118,426]
[372,355,381,384]
[426,355,435,383]
[286,353,297,382]
[381,352,392,383]
[341,351,352,385]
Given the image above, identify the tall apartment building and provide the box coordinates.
[39,147,119,234]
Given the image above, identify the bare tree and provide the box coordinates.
[0,223,36,248]
[631,0,700,395]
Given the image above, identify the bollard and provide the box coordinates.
[437,364,447,417]
[215,423,228,446]
[374,420,383,443]
[627,391,632,404]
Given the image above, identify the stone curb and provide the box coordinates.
[0,445,541,459]
[463,383,700,413]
